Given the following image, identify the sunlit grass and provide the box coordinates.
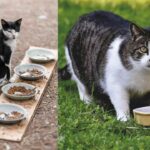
[63,0,150,7]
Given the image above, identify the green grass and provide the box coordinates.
[58,0,150,149]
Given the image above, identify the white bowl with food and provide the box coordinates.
[0,103,27,124]
[2,82,36,100]
[133,106,150,126]
[14,64,47,80]
[26,48,55,63]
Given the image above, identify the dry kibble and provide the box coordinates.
[8,86,34,96]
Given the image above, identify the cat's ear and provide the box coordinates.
[130,23,145,41]
[15,18,22,26]
[1,19,8,29]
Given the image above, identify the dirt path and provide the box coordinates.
[0,0,57,149]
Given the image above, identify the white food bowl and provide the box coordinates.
[14,64,47,80]
[26,48,55,63]
[133,106,150,126]
[2,82,36,100]
[0,103,27,124]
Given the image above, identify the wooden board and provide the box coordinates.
[0,47,57,142]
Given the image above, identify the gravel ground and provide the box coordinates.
[0,0,57,149]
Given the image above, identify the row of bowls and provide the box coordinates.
[1,48,149,126]
[0,47,55,124]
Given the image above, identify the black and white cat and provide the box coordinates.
[0,18,22,85]
[59,10,150,121]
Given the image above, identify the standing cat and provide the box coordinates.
[59,10,150,121]
[0,18,22,85]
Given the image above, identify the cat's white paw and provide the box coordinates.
[83,98,91,104]
[117,113,130,122]
[9,77,16,83]
[79,93,92,104]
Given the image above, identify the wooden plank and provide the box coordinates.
[0,47,57,142]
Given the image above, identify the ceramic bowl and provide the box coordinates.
[2,82,36,100]
[133,106,150,126]
[0,103,27,124]
[14,64,47,80]
[26,48,55,63]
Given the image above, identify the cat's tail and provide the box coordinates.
[58,64,71,80]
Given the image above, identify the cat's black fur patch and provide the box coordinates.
[0,31,12,80]
[1,19,22,32]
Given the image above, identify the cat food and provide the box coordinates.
[19,69,42,78]
[0,111,24,120]
[8,86,34,96]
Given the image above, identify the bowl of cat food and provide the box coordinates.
[133,106,150,126]
[14,64,46,80]
[0,103,27,124]
[26,48,55,63]
[2,82,36,100]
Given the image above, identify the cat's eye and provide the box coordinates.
[139,47,148,53]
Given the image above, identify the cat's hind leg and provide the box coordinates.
[76,79,92,104]
[65,46,92,104]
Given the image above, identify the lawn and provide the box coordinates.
[58,0,150,149]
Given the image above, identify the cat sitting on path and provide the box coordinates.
[0,18,22,85]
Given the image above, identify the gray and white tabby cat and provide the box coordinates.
[0,18,22,85]
[59,10,150,121]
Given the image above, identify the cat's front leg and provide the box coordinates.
[5,64,10,81]
[107,85,130,121]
